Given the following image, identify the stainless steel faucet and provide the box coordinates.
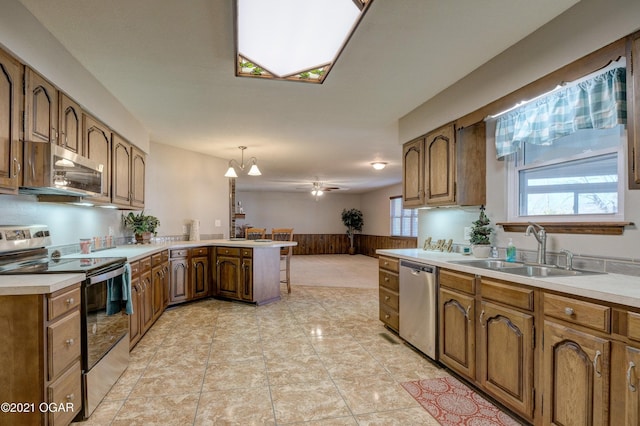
[559,249,574,270]
[525,222,547,264]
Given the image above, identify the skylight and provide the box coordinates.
[235,0,373,84]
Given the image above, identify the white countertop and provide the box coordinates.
[377,248,640,309]
[0,273,85,296]
[0,239,297,296]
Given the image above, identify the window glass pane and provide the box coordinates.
[390,198,417,237]
[519,153,618,216]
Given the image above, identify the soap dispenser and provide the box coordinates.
[506,238,516,262]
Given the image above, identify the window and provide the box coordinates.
[390,196,418,237]
[507,126,625,220]
[495,63,627,223]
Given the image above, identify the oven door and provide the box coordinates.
[83,265,130,370]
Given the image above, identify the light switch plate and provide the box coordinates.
[215,219,221,227]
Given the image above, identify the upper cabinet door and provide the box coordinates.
[131,145,146,209]
[425,123,456,206]
[83,114,111,202]
[402,137,425,207]
[628,31,640,189]
[59,93,82,154]
[25,67,58,144]
[111,133,132,206]
[0,49,21,193]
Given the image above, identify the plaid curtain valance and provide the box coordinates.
[494,67,627,158]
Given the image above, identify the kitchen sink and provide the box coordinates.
[449,259,603,277]
[449,259,525,270]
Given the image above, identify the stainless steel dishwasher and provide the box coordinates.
[399,259,438,360]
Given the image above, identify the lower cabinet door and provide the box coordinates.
[169,258,189,303]
[478,300,534,419]
[216,255,241,299]
[626,345,640,425]
[439,288,475,379]
[543,320,610,426]
[240,258,253,301]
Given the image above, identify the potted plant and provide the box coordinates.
[470,205,492,258]
[123,211,160,244]
[341,208,364,255]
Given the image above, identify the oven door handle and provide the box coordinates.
[88,265,127,285]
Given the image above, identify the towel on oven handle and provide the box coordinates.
[106,263,133,315]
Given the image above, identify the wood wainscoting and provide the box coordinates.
[290,234,417,256]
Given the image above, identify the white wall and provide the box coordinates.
[406,0,640,259]
[145,142,229,238]
[360,183,402,236]
[0,0,148,151]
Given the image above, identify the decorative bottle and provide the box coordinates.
[506,238,516,262]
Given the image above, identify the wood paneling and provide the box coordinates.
[290,234,417,256]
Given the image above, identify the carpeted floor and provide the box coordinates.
[290,254,379,289]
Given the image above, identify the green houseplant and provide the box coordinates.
[341,208,364,255]
[123,211,160,244]
[470,205,492,258]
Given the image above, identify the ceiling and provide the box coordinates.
[18,0,578,193]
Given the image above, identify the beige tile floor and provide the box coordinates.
[75,255,450,425]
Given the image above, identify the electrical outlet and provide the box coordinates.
[215,219,221,227]
[464,226,472,240]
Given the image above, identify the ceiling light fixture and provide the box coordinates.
[235,0,373,84]
[371,162,387,170]
[224,146,262,178]
[311,182,325,200]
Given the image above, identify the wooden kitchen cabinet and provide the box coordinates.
[131,145,146,208]
[25,67,58,144]
[151,251,168,320]
[401,121,486,207]
[213,246,280,304]
[168,247,210,305]
[402,137,425,207]
[0,284,82,426]
[169,250,189,304]
[112,134,146,209]
[378,255,400,332]
[129,256,163,349]
[439,286,476,379]
[191,247,210,300]
[59,93,82,154]
[83,114,111,202]
[627,30,640,189]
[0,48,22,193]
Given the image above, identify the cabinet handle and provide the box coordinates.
[384,261,389,266]
[65,393,75,402]
[384,314,390,319]
[384,296,390,301]
[593,350,602,378]
[65,338,75,346]
[66,297,74,305]
[384,277,390,282]
[564,307,574,316]
[13,158,20,177]
[479,310,485,327]
[628,362,637,392]
[465,305,472,322]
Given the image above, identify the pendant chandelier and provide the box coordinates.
[224,146,261,178]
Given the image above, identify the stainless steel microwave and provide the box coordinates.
[20,141,103,197]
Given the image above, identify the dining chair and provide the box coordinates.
[271,228,294,293]
[245,227,266,240]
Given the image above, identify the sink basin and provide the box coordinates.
[449,259,524,270]
[449,259,602,277]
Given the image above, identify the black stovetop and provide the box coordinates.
[0,251,126,275]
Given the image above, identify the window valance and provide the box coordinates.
[494,66,627,158]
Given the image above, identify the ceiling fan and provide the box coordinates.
[296,181,346,199]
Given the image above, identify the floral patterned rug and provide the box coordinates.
[401,376,524,426]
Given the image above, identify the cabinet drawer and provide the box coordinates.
[140,256,152,272]
[47,360,81,426]
[379,270,399,292]
[379,256,399,273]
[170,249,188,258]
[627,312,640,342]
[129,260,140,277]
[543,293,610,333]
[190,247,209,257]
[241,248,252,257]
[380,287,399,311]
[440,269,476,294]
[217,247,240,257]
[380,304,399,331]
[47,310,81,380]
[151,251,166,266]
[48,286,81,321]
[480,278,534,312]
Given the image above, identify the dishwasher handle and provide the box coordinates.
[400,260,435,274]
